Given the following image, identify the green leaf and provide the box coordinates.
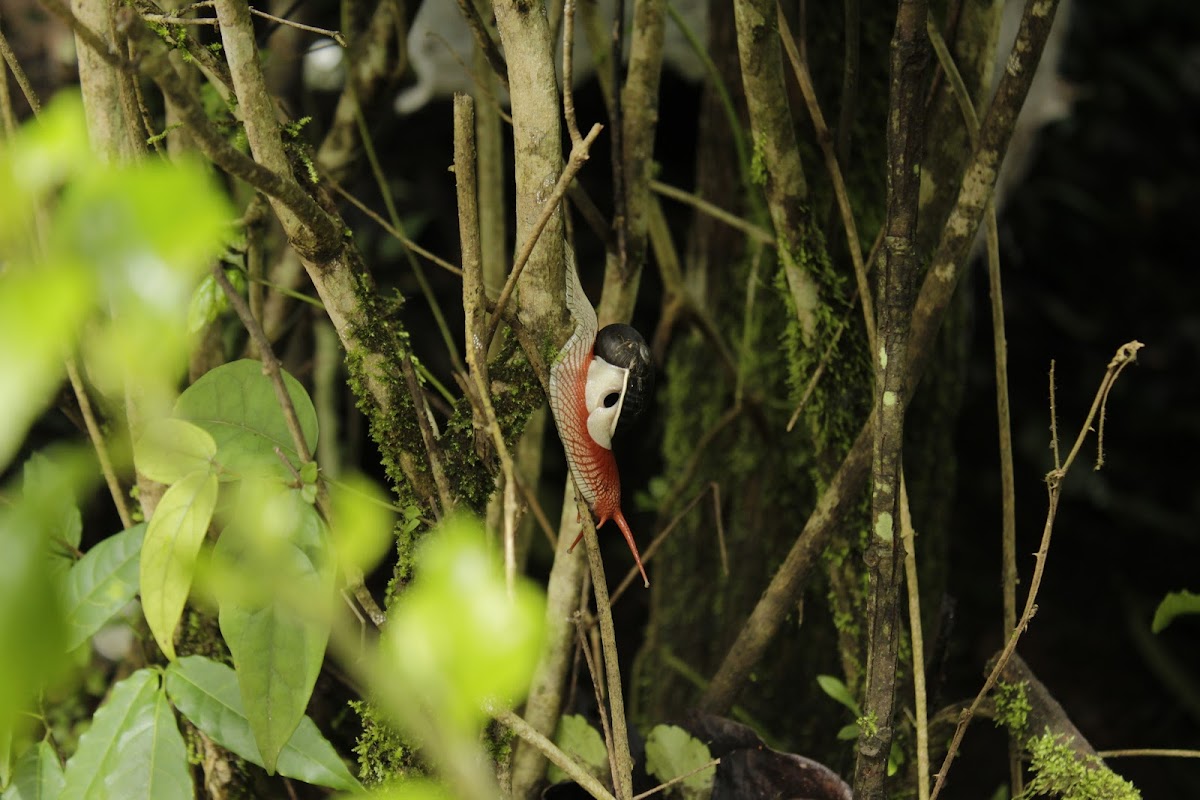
[329,473,395,575]
[644,724,715,800]
[133,419,218,485]
[214,490,334,774]
[165,657,359,791]
[0,476,69,734]
[61,669,158,800]
[0,266,92,468]
[836,723,860,741]
[187,273,223,333]
[546,715,607,786]
[64,524,146,651]
[1152,590,1200,633]
[140,470,219,660]
[816,674,860,715]
[380,517,545,735]
[344,781,455,800]
[1,741,64,800]
[103,688,193,800]
[22,453,83,552]
[174,360,318,479]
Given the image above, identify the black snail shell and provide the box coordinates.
[594,323,654,435]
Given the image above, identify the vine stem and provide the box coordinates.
[928,341,1144,800]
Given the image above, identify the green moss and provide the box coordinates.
[350,700,421,787]
[993,680,1032,738]
[750,134,769,187]
[1021,731,1140,800]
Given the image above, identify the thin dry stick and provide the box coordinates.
[330,182,462,276]
[66,361,134,530]
[776,5,876,353]
[900,474,929,800]
[609,482,724,605]
[212,265,312,462]
[452,0,508,90]
[631,758,721,800]
[1096,750,1200,760]
[926,20,1021,789]
[649,180,775,247]
[454,95,520,597]
[928,341,1144,800]
[485,122,603,348]
[496,709,616,800]
[576,492,635,800]
[0,27,39,116]
[574,612,620,794]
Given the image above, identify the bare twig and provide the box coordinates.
[329,182,462,277]
[574,612,619,793]
[453,0,508,90]
[632,757,720,799]
[486,122,604,347]
[1096,750,1200,760]
[66,361,134,530]
[900,474,930,800]
[0,27,40,115]
[577,493,634,800]
[928,341,1144,800]
[497,709,616,800]
[649,180,775,247]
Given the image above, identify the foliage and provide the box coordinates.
[993,681,1032,738]
[546,716,607,786]
[1020,732,1140,800]
[643,725,716,800]
[1150,590,1200,633]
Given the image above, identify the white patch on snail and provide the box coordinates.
[585,357,631,450]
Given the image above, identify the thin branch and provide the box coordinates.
[213,265,312,462]
[66,361,134,530]
[453,0,508,90]
[776,4,876,354]
[632,757,721,799]
[485,122,604,347]
[497,710,616,800]
[0,27,40,115]
[1096,750,1200,760]
[900,474,930,800]
[577,493,634,800]
[246,6,346,47]
[574,612,619,793]
[329,182,463,277]
[928,341,1144,800]
[650,180,775,247]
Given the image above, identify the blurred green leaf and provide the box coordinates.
[2,741,64,800]
[816,675,860,715]
[134,419,219,485]
[1151,590,1200,633]
[546,715,607,786]
[644,724,715,799]
[187,273,224,333]
[329,473,395,575]
[174,360,318,479]
[22,453,83,552]
[342,781,454,800]
[60,669,158,800]
[0,473,69,737]
[214,487,333,774]
[140,470,219,660]
[63,524,145,652]
[165,657,359,791]
[102,687,193,800]
[0,267,93,467]
[380,516,545,736]
[836,723,860,741]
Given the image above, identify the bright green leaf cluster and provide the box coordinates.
[1020,731,1140,800]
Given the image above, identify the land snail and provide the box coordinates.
[548,257,654,587]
